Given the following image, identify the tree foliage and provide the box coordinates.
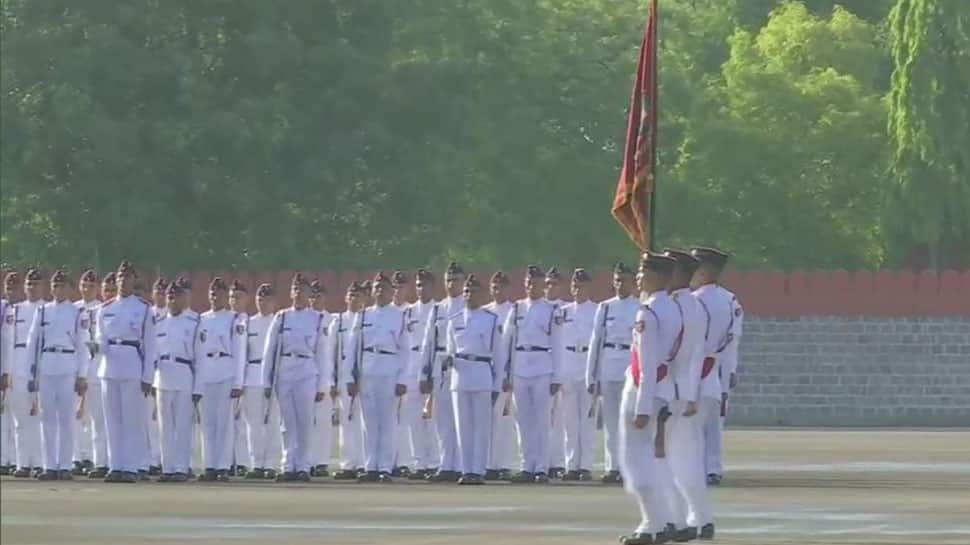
[1,1,966,272]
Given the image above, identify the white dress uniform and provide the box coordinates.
[4,299,46,471]
[346,303,408,473]
[546,298,566,473]
[396,301,437,472]
[502,297,563,476]
[233,316,250,470]
[585,295,640,474]
[141,305,165,472]
[196,308,246,472]
[558,300,597,473]
[25,300,87,471]
[446,306,504,477]
[694,283,743,477]
[261,307,329,474]
[664,288,712,530]
[309,309,335,470]
[96,294,156,474]
[152,310,202,474]
[74,299,106,468]
[620,291,680,537]
[485,300,515,474]
[241,312,282,471]
[420,295,465,474]
[330,310,364,472]
[0,298,13,470]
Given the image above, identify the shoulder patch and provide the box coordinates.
[235,323,245,335]
[5,313,14,325]
[735,307,742,317]
[553,314,563,326]
[199,330,207,343]
[634,320,645,333]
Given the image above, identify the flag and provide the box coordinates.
[612,0,659,251]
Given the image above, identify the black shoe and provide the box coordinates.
[408,469,429,480]
[215,470,230,482]
[138,470,151,481]
[428,470,459,483]
[675,526,697,542]
[357,470,380,483]
[198,468,216,482]
[263,469,278,480]
[0,465,10,476]
[561,469,581,481]
[103,470,121,482]
[12,467,32,478]
[698,523,714,540]
[333,469,358,480]
[32,467,43,478]
[378,472,393,483]
[81,460,94,473]
[234,465,248,477]
[275,471,295,482]
[602,470,622,484]
[313,465,330,477]
[483,469,500,481]
[148,465,162,476]
[295,470,311,482]
[158,473,172,482]
[705,473,721,486]
[497,469,513,481]
[619,532,655,545]
[88,466,108,479]
[510,471,534,483]
[36,469,59,481]
[171,472,189,483]
[533,472,549,484]
[390,465,410,478]
[578,469,593,481]
[72,461,85,476]
[458,473,485,485]
[58,469,74,481]
[245,468,265,479]
[122,471,138,483]
[548,466,565,479]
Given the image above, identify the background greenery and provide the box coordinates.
[2,0,967,272]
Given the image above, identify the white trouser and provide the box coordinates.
[101,378,145,472]
[653,400,678,528]
[668,398,714,528]
[561,379,595,471]
[201,380,235,470]
[393,390,419,469]
[513,374,552,474]
[309,395,333,467]
[74,381,104,464]
[600,380,624,472]
[157,389,194,474]
[548,390,565,469]
[8,378,43,469]
[619,382,667,535]
[338,393,364,470]
[452,390,491,476]
[703,395,724,475]
[243,386,282,470]
[433,371,459,472]
[233,405,247,467]
[142,392,161,469]
[409,396,438,470]
[1,408,14,465]
[39,373,76,470]
[487,391,516,471]
[360,374,398,472]
[276,378,315,473]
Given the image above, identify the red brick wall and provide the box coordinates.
[6,268,966,317]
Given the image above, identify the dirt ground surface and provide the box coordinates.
[3,429,969,545]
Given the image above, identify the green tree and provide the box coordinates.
[887,0,970,268]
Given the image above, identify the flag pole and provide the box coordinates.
[648,0,659,252]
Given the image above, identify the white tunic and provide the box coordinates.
[693,284,742,399]
[446,307,504,392]
[96,295,156,383]
[345,304,407,383]
[25,300,87,378]
[501,297,563,382]
[559,300,597,383]
[261,307,329,391]
[3,299,45,379]
[242,313,273,387]
[585,295,640,385]
[668,288,706,403]
[153,311,202,394]
[197,309,246,387]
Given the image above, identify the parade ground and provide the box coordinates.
[2,429,968,545]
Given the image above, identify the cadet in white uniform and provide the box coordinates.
[4,269,47,477]
[261,273,329,482]
[228,280,251,476]
[153,281,201,482]
[390,270,416,477]
[25,270,88,480]
[504,265,563,484]
[332,281,365,480]
[241,283,282,479]
[143,277,168,477]
[308,279,335,477]
[446,275,504,485]
[619,253,680,545]
[0,272,22,475]
[84,273,118,479]
[404,270,439,480]
[586,262,639,484]
[484,271,515,481]
[662,249,713,541]
[543,267,567,480]
[72,270,103,476]
[96,261,157,483]
[195,277,246,481]
[558,269,597,481]
[346,272,408,482]
[691,247,742,491]
[420,262,466,482]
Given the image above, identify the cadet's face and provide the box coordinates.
[209,289,228,308]
[152,289,166,307]
[544,279,562,300]
[117,272,135,292]
[490,282,506,301]
[167,293,184,313]
[415,279,432,301]
[525,277,543,299]
[102,283,118,301]
[615,274,633,297]
[445,275,463,297]
[464,286,485,309]
[3,284,15,300]
[79,281,98,300]
[255,295,275,315]
[571,280,588,300]
[229,290,249,312]
[373,282,392,305]
[25,280,41,300]
[50,282,68,300]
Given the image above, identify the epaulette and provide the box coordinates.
[155,314,168,324]
[448,311,464,321]
[138,296,151,306]
[101,299,115,308]
[187,313,200,322]
[480,308,496,317]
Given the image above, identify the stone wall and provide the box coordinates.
[729,316,970,426]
